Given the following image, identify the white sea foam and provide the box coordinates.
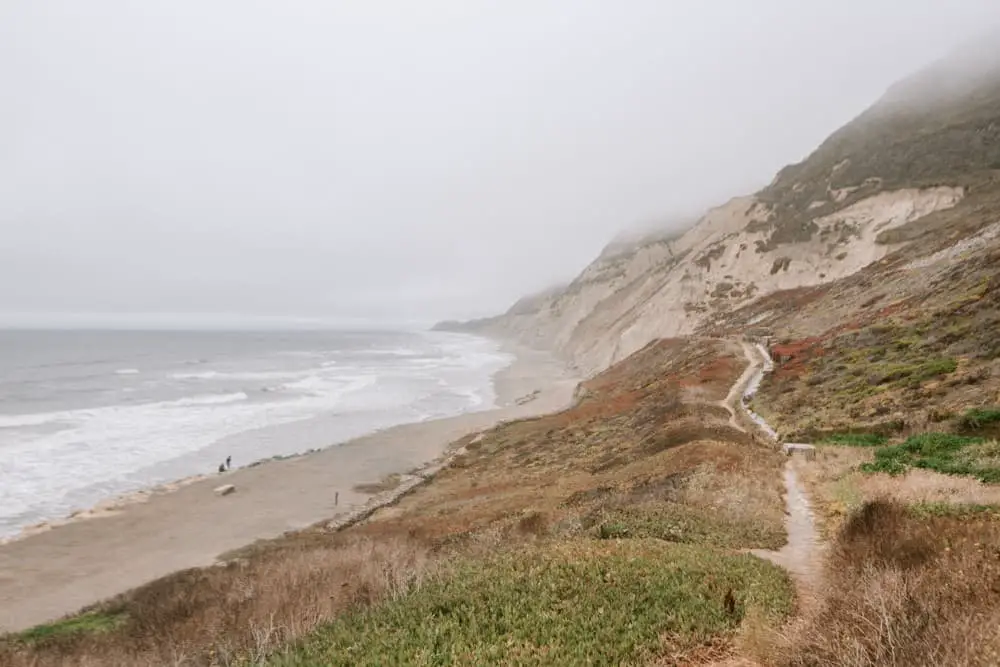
[115,368,140,375]
[0,331,515,537]
[0,392,249,430]
[170,371,220,380]
[0,412,73,429]
[174,392,249,407]
[0,384,372,534]
[171,369,316,383]
[361,347,422,357]
[282,374,377,394]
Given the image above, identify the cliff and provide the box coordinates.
[451,40,1000,377]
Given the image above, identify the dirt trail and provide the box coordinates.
[731,339,823,602]
[720,341,760,432]
[749,464,822,601]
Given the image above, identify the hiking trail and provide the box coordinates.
[731,339,823,602]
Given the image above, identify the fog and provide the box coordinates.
[2,1,999,328]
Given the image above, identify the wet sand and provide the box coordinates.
[0,346,578,632]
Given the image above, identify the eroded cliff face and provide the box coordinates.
[452,43,1000,377]
[476,185,964,375]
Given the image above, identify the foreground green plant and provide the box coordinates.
[860,432,1000,482]
[13,610,126,644]
[269,540,794,666]
[587,501,785,550]
[959,407,1000,430]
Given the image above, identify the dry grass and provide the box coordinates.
[726,233,1000,662]
[7,325,997,664]
[0,536,437,666]
[679,458,786,531]
[771,500,1000,666]
[859,467,1000,506]
[769,440,1000,665]
[793,445,1000,536]
[352,472,403,495]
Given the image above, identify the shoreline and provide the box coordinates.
[0,344,578,633]
[0,338,522,546]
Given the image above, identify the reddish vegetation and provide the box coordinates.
[547,389,643,426]
[679,355,739,387]
[873,298,918,320]
[662,440,750,474]
[770,337,825,378]
[559,338,734,423]
[583,339,687,392]
[772,285,831,310]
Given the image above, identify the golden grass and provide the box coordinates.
[0,536,436,666]
[771,500,1000,666]
[858,467,1000,505]
[679,460,786,532]
[793,445,1000,536]
[352,472,403,495]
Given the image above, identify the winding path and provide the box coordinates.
[720,341,759,432]
[728,339,823,602]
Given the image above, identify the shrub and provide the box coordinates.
[867,358,958,386]
[270,541,794,666]
[597,522,630,540]
[958,407,1000,430]
[821,433,888,447]
[860,432,998,482]
[14,610,126,644]
[777,500,1000,665]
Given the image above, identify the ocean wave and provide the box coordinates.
[361,347,422,357]
[173,392,249,407]
[170,371,220,380]
[0,392,250,429]
[0,412,73,429]
[455,385,487,408]
[171,369,315,382]
[0,331,515,537]
[0,382,378,535]
[281,374,379,399]
[115,368,140,375]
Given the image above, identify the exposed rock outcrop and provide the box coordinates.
[463,185,963,376]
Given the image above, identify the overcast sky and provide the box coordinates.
[2,1,999,328]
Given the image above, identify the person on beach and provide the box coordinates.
[218,462,226,474]
[226,455,232,470]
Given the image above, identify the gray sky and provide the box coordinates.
[2,1,999,328]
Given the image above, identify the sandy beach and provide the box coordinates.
[0,346,578,633]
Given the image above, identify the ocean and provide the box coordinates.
[0,329,512,538]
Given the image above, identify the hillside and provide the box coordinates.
[448,40,1000,378]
